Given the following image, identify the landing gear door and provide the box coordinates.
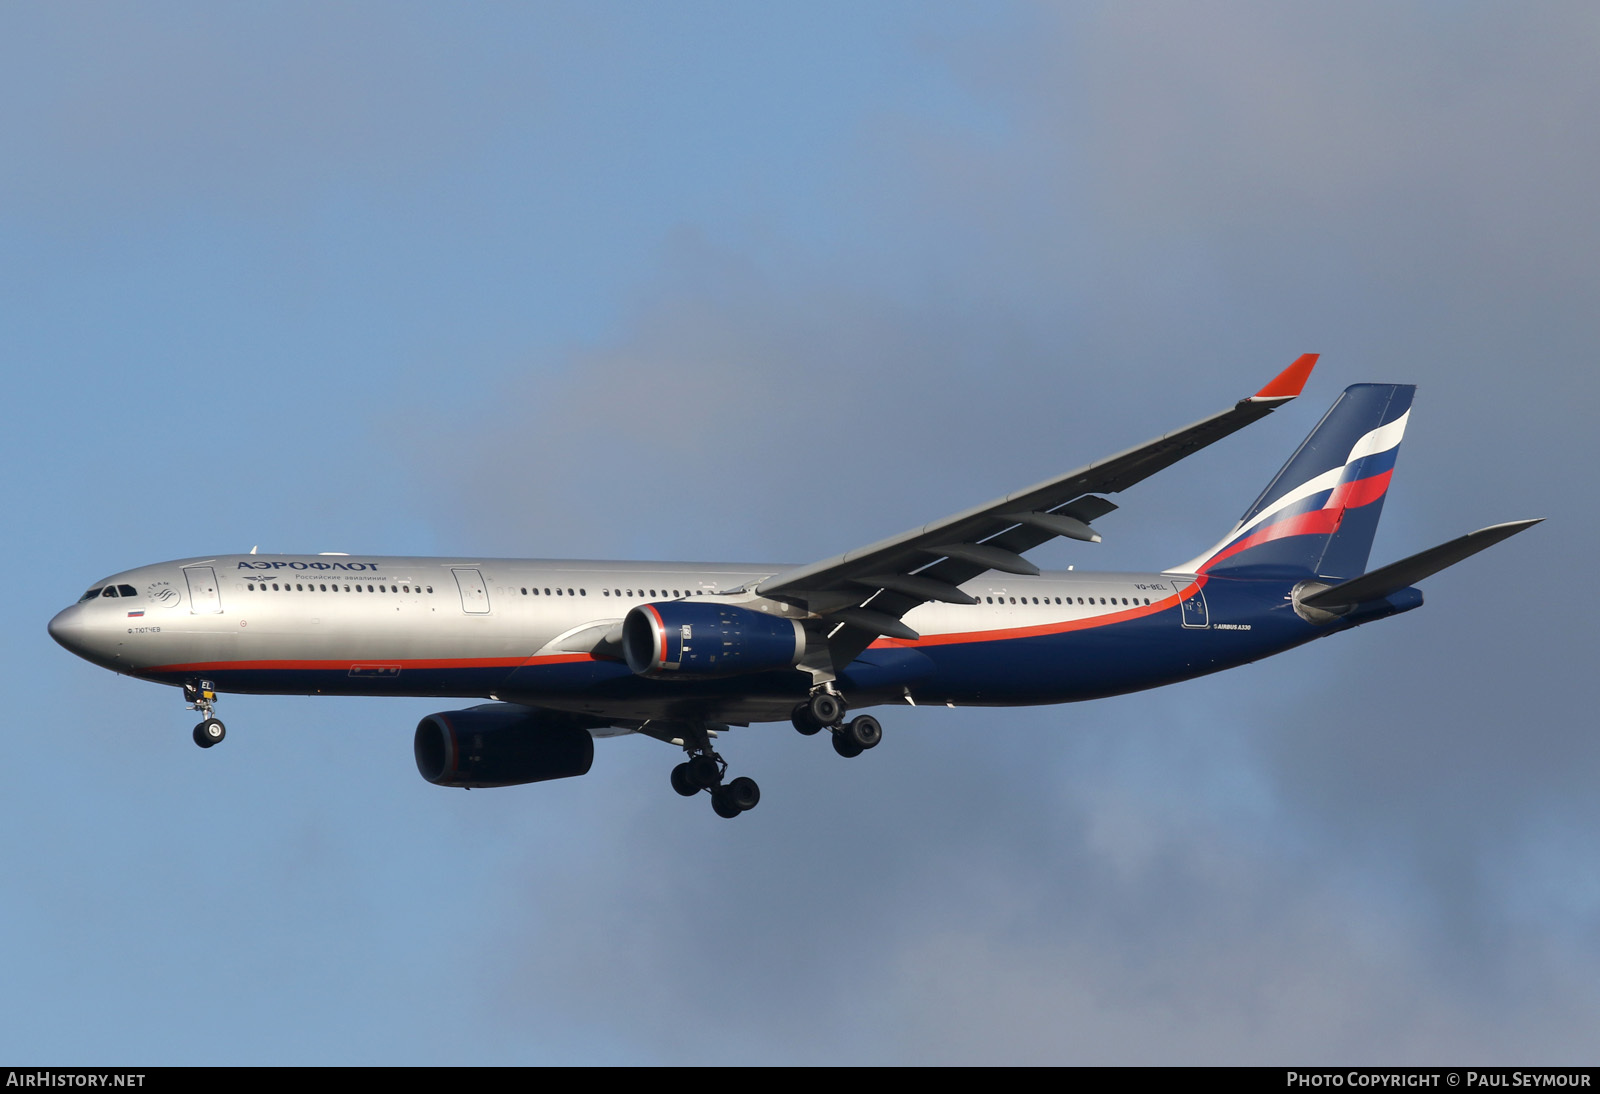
[452,568,491,614]
[1172,576,1209,629]
[183,566,222,614]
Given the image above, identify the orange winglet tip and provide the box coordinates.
[1252,353,1318,400]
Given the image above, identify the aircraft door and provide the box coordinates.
[452,568,491,614]
[183,566,222,614]
[1172,577,1209,628]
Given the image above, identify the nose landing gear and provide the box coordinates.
[185,681,226,749]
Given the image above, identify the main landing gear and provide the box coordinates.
[670,726,761,820]
[185,680,226,749]
[791,690,882,759]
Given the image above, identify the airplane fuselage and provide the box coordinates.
[49,552,1413,727]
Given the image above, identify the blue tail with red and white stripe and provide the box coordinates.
[1174,383,1415,580]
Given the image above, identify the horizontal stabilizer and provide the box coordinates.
[1300,519,1542,611]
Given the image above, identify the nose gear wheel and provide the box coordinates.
[185,681,226,749]
[193,719,226,748]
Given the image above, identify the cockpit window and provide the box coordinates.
[101,586,119,598]
[79,587,104,602]
[117,584,138,597]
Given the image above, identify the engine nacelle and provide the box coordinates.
[623,601,805,678]
[414,705,595,789]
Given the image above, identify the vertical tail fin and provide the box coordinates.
[1171,383,1416,580]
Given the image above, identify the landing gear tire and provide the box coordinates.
[670,762,699,797]
[725,776,760,812]
[687,753,722,790]
[710,787,743,819]
[791,703,823,736]
[193,719,226,748]
[842,714,881,751]
[832,732,864,759]
[808,691,845,728]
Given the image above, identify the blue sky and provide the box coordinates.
[5,2,1597,1063]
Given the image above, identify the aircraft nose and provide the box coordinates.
[48,606,87,653]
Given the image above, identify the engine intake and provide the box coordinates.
[414,705,595,788]
[623,601,805,678]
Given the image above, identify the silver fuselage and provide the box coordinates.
[49,553,1238,725]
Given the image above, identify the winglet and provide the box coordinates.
[1249,353,1318,402]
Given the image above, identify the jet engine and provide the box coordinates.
[622,601,805,678]
[414,704,595,788]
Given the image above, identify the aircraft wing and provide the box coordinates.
[756,355,1318,653]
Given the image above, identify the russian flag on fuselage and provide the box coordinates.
[1182,383,1415,580]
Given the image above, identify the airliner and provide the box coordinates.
[48,356,1538,818]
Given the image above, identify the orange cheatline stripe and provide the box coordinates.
[143,652,601,673]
